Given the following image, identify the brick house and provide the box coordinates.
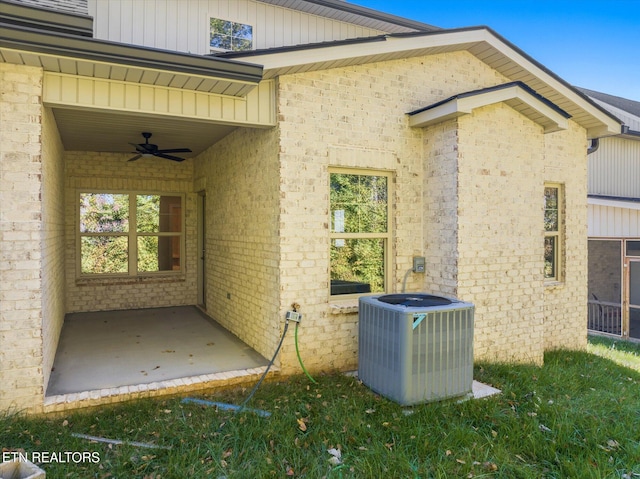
[0,0,620,413]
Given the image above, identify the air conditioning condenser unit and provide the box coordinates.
[358,293,474,405]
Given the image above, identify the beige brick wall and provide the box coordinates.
[41,106,66,392]
[275,52,516,373]
[422,104,590,364]
[455,103,546,363]
[543,122,589,351]
[192,127,282,361]
[64,152,198,312]
[274,51,589,371]
[0,63,46,412]
[0,48,592,413]
[422,120,460,297]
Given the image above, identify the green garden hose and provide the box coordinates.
[295,321,317,384]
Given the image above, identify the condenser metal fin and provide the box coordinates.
[358,293,474,406]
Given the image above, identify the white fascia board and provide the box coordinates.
[511,86,569,132]
[247,27,619,136]
[254,29,484,73]
[462,84,568,132]
[407,99,470,128]
[589,197,640,211]
[409,83,569,131]
[479,32,620,136]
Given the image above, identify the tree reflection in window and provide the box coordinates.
[79,193,182,275]
[330,172,389,295]
[544,185,561,281]
[210,18,252,51]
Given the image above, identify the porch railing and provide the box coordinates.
[587,300,622,336]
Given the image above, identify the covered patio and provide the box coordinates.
[0,4,284,413]
[45,306,271,409]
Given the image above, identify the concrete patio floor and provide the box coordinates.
[46,306,269,397]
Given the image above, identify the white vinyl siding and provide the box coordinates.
[43,73,276,126]
[88,0,387,55]
[589,137,640,199]
[588,203,640,237]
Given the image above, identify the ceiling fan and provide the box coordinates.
[128,132,192,162]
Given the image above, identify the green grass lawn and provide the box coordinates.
[2,337,639,478]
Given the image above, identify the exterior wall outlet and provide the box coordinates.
[285,311,302,322]
[413,256,426,273]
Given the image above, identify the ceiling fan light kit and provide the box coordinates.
[128,132,192,162]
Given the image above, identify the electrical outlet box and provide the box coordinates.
[285,311,302,322]
[413,256,425,273]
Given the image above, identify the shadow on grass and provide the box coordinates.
[1,345,639,478]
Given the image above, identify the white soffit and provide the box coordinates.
[241,28,620,137]
[408,82,569,132]
[0,47,259,97]
[249,29,482,76]
[588,197,640,211]
[258,0,437,33]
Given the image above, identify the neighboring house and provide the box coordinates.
[0,0,620,414]
[580,87,640,341]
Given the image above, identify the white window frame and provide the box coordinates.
[329,168,392,298]
[544,183,564,283]
[77,191,185,278]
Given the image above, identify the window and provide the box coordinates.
[79,193,183,276]
[330,170,390,296]
[544,184,563,281]
[210,18,252,52]
[626,241,640,257]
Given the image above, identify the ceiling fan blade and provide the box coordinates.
[127,134,189,162]
[157,148,192,154]
[156,153,186,162]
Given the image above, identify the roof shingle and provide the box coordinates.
[577,87,640,118]
[8,0,88,16]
